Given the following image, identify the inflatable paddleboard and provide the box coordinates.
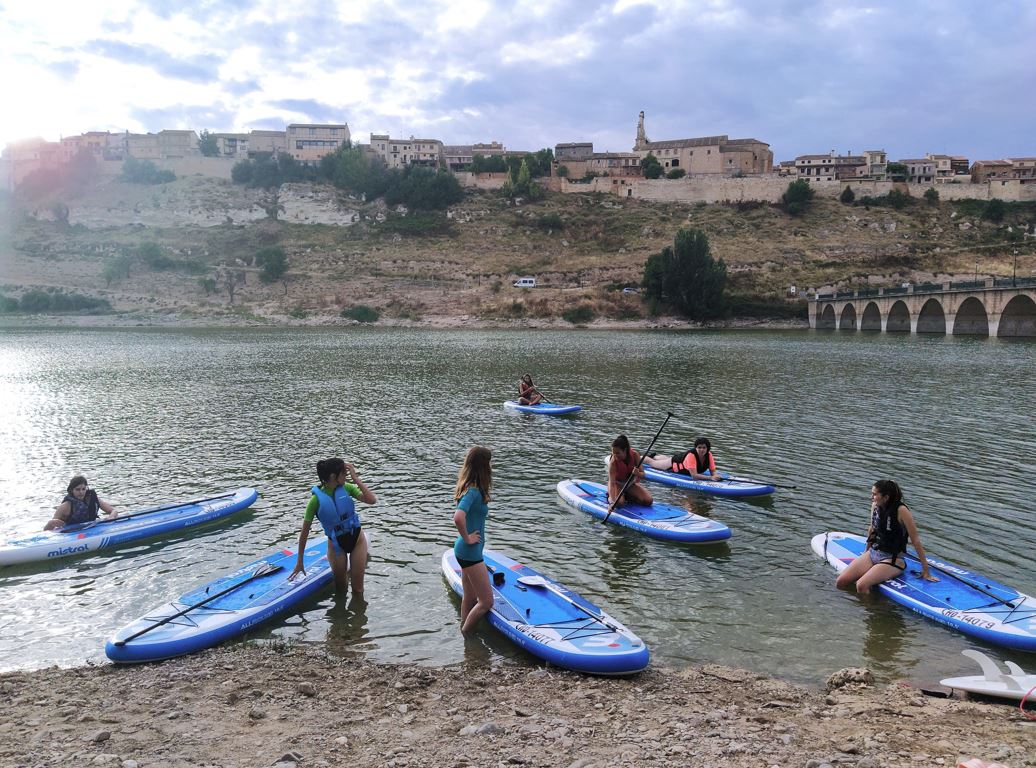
[504,400,582,416]
[812,532,1036,652]
[441,548,648,675]
[0,487,259,566]
[604,455,773,497]
[557,479,731,543]
[940,649,1036,701]
[106,541,336,663]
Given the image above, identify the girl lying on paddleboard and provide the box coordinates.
[835,479,938,594]
[45,475,117,530]
[642,437,721,482]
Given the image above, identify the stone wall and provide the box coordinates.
[455,171,509,190]
[97,157,238,180]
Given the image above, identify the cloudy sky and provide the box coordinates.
[1,0,1033,161]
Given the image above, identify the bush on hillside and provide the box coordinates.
[924,187,939,205]
[122,156,175,184]
[255,246,288,283]
[562,304,596,324]
[641,154,663,179]
[666,168,686,179]
[781,179,814,216]
[840,186,855,204]
[983,198,1006,222]
[642,227,727,320]
[341,304,379,323]
[6,288,111,314]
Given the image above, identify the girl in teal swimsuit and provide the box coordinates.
[452,446,493,635]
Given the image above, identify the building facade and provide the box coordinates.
[286,124,349,162]
[632,111,772,175]
[556,152,641,179]
[555,142,594,161]
[369,134,444,169]
[794,152,867,182]
[899,158,935,183]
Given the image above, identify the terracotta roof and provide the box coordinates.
[643,135,727,149]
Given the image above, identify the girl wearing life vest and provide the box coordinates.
[45,475,117,530]
[452,445,494,635]
[835,479,938,594]
[289,458,377,594]
[643,437,721,482]
[607,435,653,506]
[517,374,543,405]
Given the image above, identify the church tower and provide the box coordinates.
[634,110,650,151]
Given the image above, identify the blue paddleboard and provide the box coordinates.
[556,479,731,543]
[604,455,774,497]
[812,532,1036,653]
[105,541,338,663]
[0,487,259,566]
[441,548,648,675]
[504,400,582,415]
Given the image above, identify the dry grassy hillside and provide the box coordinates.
[1,177,1033,325]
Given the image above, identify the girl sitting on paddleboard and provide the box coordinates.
[45,475,117,530]
[608,435,653,507]
[517,374,543,406]
[835,479,938,594]
[289,458,376,595]
[452,445,494,635]
[642,437,721,482]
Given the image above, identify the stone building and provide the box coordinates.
[212,133,250,158]
[286,123,349,162]
[632,111,772,175]
[442,141,506,171]
[970,160,1014,183]
[248,130,287,156]
[555,142,593,161]
[369,134,444,170]
[556,152,641,179]
[794,152,867,182]
[899,158,935,183]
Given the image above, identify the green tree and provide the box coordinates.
[782,179,815,216]
[641,153,663,179]
[886,162,908,182]
[470,154,508,173]
[199,130,220,157]
[840,186,856,204]
[666,168,686,179]
[923,187,939,205]
[642,228,727,320]
[887,188,911,210]
[983,198,1006,222]
[384,166,462,210]
[556,165,569,178]
[255,246,288,283]
[122,156,175,184]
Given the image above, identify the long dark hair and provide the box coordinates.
[873,479,903,512]
[66,475,88,495]
[693,437,711,453]
[316,458,346,484]
[611,434,631,458]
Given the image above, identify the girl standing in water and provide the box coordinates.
[452,446,493,634]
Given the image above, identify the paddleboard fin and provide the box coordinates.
[962,649,1003,682]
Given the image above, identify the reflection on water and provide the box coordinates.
[0,327,1033,687]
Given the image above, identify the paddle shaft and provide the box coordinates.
[60,491,240,533]
[114,563,283,646]
[724,476,796,490]
[520,578,617,631]
[603,412,673,524]
[915,559,1019,609]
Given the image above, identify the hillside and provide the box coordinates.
[1,175,1033,326]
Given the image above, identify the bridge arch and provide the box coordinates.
[997,294,1036,337]
[916,298,946,334]
[818,304,836,329]
[886,300,911,332]
[839,303,857,331]
[861,302,881,331]
[952,297,989,336]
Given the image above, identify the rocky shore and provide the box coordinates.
[2,644,1032,768]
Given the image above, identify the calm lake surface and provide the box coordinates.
[1,326,1033,685]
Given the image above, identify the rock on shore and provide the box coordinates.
[1,644,1032,768]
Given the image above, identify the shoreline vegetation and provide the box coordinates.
[1,644,1032,768]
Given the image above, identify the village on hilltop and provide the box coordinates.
[2,112,1034,203]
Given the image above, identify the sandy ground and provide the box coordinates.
[1,644,1033,768]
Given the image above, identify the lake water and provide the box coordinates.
[1,326,1033,686]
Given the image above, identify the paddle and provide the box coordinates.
[911,560,1022,610]
[721,475,797,490]
[517,575,618,631]
[113,561,283,646]
[603,412,673,524]
[58,491,240,533]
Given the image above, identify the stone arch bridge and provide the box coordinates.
[810,279,1036,337]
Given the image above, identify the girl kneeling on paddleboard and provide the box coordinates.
[45,475,117,530]
[453,446,494,635]
[608,435,653,506]
[517,374,543,406]
[643,437,721,482]
[290,458,377,595]
[835,479,938,594]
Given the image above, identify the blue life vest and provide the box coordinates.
[63,490,100,525]
[312,484,358,541]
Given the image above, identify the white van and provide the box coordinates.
[513,277,536,288]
